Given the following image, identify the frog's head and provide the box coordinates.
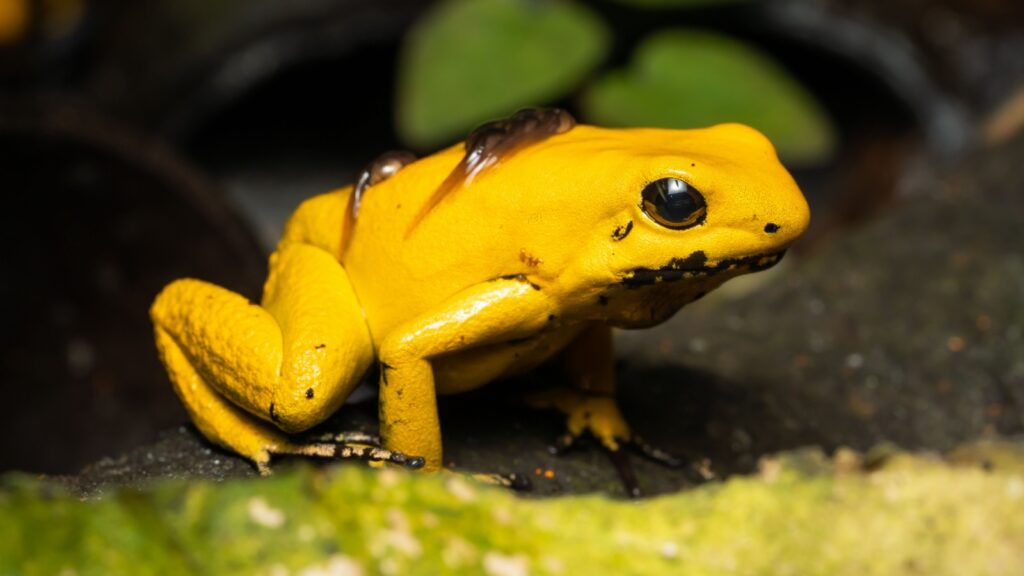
[406,109,809,327]
[470,115,811,327]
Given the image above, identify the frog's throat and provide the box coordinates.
[619,250,785,288]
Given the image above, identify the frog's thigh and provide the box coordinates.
[151,243,374,439]
[154,325,293,471]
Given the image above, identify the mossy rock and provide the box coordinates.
[3,440,1023,575]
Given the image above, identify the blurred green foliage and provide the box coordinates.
[397,0,609,149]
[396,0,835,165]
[582,30,836,164]
[3,441,1024,574]
[611,0,753,7]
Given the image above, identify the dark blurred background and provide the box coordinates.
[1,0,1022,476]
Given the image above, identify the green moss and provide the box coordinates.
[3,441,1023,575]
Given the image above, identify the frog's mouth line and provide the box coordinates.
[619,250,786,288]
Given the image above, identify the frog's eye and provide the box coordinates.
[640,178,707,230]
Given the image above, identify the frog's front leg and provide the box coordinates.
[377,278,553,472]
[151,242,420,473]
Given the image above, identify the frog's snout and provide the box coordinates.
[758,219,802,247]
[757,191,811,249]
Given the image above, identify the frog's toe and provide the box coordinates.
[526,388,631,449]
[282,438,425,469]
[606,445,642,498]
[307,430,382,447]
[256,458,274,477]
[628,435,685,468]
[528,388,688,497]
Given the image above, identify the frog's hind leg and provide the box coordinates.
[155,323,424,473]
[151,242,406,473]
[154,323,290,473]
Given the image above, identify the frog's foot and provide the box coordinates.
[526,388,683,497]
[262,432,425,476]
[308,432,528,489]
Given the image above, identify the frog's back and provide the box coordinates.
[338,144,522,342]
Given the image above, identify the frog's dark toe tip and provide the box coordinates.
[630,436,686,468]
[656,456,686,469]
[406,456,426,469]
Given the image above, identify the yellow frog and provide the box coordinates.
[151,108,809,483]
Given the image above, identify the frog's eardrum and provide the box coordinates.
[408,108,576,234]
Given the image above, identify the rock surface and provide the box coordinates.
[55,134,1024,498]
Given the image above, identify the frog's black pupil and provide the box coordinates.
[641,178,706,230]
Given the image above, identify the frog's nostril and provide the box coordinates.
[764,223,781,234]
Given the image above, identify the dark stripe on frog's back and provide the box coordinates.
[341,150,417,257]
[405,108,575,237]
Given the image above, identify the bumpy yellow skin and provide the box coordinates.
[151,122,809,472]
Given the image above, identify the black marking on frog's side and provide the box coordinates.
[314,343,326,350]
[764,223,781,234]
[379,361,394,385]
[408,108,575,234]
[547,314,557,322]
[675,251,710,269]
[269,402,280,423]
[620,250,786,288]
[506,335,537,346]
[305,388,314,399]
[493,273,541,290]
[611,220,634,241]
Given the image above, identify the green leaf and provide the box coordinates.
[610,0,754,8]
[396,0,609,149]
[582,29,836,165]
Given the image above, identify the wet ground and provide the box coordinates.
[56,131,1024,498]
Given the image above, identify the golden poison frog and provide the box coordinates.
[151,108,810,491]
